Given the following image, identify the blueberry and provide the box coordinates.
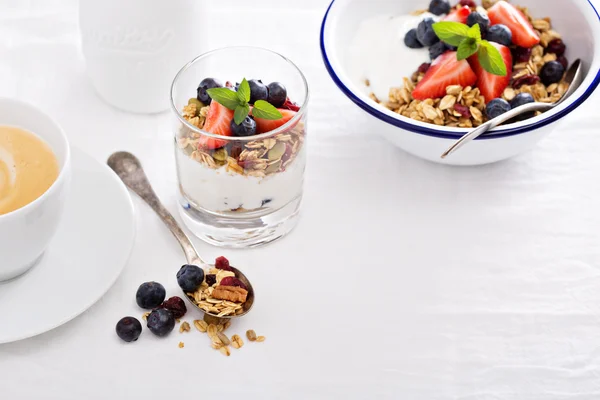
[135,282,166,309]
[248,79,269,103]
[467,12,490,36]
[197,78,223,104]
[429,41,449,60]
[509,93,535,109]
[230,116,257,137]
[485,98,512,119]
[417,18,440,47]
[404,28,424,49]
[176,264,205,293]
[428,0,451,15]
[267,82,287,108]
[486,24,512,46]
[115,317,142,343]
[146,309,175,337]
[540,61,565,86]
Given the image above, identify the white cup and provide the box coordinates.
[79,0,208,114]
[0,98,71,281]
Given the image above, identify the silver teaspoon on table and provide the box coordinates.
[441,59,584,159]
[107,151,254,323]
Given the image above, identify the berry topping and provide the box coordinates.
[486,24,512,46]
[230,116,257,137]
[460,0,477,7]
[146,309,175,337]
[443,6,471,24]
[248,79,269,104]
[176,264,205,293]
[160,296,187,319]
[417,18,440,47]
[135,282,166,309]
[115,317,142,343]
[467,12,490,36]
[418,63,432,74]
[404,28,424,49]
[200,101,234,149]
[220,276,248,290]
[267,82,287,108]
[428,0,451,16]
[429,41,450,60]
[557,56,569,70]
[540,61,565,86]
[254,108,297,134]
[485,98,512,119]
[215,256,232,270]
[509,92,535,109]
[512,74,541,89]
[453,104,472,118]
[487,1,540,48]
[468,42,512,102]
[197,78,223,105]
[205,274,217,286]
[412,52,477,100]
[282,98,301,111]
[546,39,566,56]
[512,46,532,63]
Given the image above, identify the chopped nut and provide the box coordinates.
[212,285,248,303]
[246,330,257,342]
[178,342,185,349]
[179,321,191,333]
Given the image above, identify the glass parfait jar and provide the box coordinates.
[170,47,309,248]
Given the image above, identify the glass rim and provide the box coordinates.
[170,46,310,142]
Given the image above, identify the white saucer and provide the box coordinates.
[0,147,135,344]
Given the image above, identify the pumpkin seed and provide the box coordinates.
[212,148,228,162]
[267,142,286,161]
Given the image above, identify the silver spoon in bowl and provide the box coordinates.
[441,59,584,159]
[107,151,254,324]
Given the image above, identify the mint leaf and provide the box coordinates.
[252,100,283,120]
[457,38,479,61]
[432,21,470,47]
[237,78,251,104]
[478,41,507,76]
[206,88,241,110]
[467,24,482,42]
[234,103,250,125]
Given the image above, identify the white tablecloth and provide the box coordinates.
[2,1,600,399]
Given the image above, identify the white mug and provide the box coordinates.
[79,0,208,114]
[0,98,71,281]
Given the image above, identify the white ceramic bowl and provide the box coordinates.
[321,0,600,165]
[0,98,71,281]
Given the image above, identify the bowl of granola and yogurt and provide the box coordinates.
[321,0,600,165]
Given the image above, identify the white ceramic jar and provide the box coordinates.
[79,0,208,114]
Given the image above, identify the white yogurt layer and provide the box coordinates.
[176,148,306,213]
[346,13,439,101]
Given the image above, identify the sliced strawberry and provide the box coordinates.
[412,52,477,100]
[443,6,471,23]
[253,109,297,134]
[199,101,234,150]
[468,42,513,103]
[487,1,540,48]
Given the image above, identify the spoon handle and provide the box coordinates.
[107,152,204,266]
[441,102,553,159]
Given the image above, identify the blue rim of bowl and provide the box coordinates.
[320,0,600,140]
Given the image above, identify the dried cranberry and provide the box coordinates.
[418,62,431,74]
[459,0,476,7]
[227,143,243,159]
[546,39,566,57]
[215,256,232,271]
[512,47,532,64]
[512,74,541,89]
[283,98,300,112]
[557,55,569,70]
[453,104,472,118]
[220,277,247,290]
[205,274,217,287]
[160,296,187,319]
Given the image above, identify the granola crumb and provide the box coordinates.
[179,321,191,333]
[178,342,185,349]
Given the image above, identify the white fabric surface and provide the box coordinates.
[2,1,600,399]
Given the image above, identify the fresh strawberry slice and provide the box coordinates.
[443,6,471,23]
[468,42,513,103]
[487,1,540,48]
[199,101,234,150]
[253,109,297,134]
[412,52,477,100]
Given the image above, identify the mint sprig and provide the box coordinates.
[206,78,283,125]
[433,21,507,76]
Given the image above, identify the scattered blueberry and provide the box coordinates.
[429,41,449,60]
[248,79,269,103]
[160,296,187,319]
[135,282,166,309]
[546,39,566,57]
[115,317,142,343]
[267,82,287,108]
[466,12,490,36]
[540,61,565,86]
[486,24,512,46]
[205,274,217,287]
[230,116,257,137]
[176,265,205,293]
[509,92,535,109]
[197,78,223,104]
[404,28,424,49]
[428,0,451,15]
[485,98,512,119]
[146,309,175,337]
[417,18,440,47]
